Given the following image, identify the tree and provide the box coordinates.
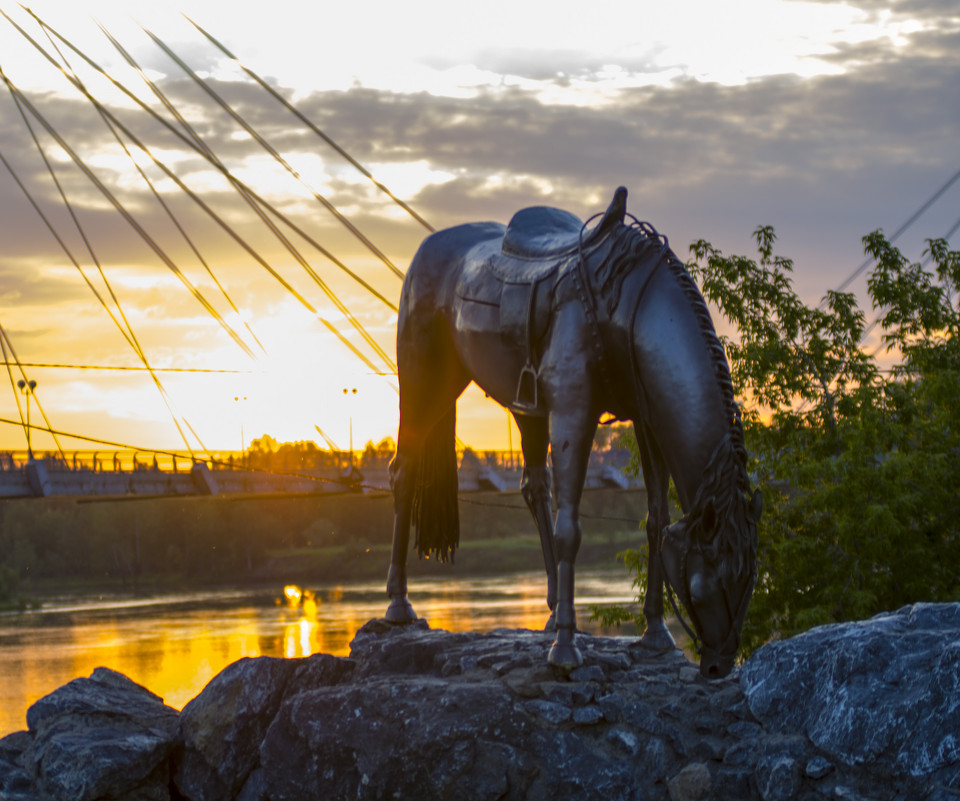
[602,227,960,653]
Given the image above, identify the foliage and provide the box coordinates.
[601,227,960,653]
[245,436,331,470]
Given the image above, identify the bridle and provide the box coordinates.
[659,512,756,659]
[572,210,755,660]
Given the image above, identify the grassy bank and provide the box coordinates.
[0,488,647,598]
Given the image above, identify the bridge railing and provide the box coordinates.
[0,450,233,473]
[0,445,632,476]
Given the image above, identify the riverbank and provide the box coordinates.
[0,487,647,600]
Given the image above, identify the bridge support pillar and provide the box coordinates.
[26,459,52,497]
[190,462,219,495]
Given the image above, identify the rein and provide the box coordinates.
[660,536,701,654]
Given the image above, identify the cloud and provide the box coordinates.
[276,31,957,255]
[2,2,958,401]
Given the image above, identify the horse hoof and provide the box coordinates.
[640,621,677,652]
[384,596,417,624]
[548,640,584,669]
[544,611,557,632]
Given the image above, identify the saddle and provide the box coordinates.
[498,187,628,411]
[494,185,628,276]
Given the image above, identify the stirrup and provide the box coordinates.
[514,362,539,412]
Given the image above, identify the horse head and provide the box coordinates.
[660,487,762,678]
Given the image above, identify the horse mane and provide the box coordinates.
[593,222,756,578]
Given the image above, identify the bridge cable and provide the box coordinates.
[2,12,400,438]
[0,362,255,373]
[14,9,399,315]
[3,34,230,453]
[0,50,389,378]
[0,149,231,450]
[0,329,28,443]
[145,26,404,281]
[11,11,398,374]
[819,165,960,308]
[55,25,268,360]
[794,212,960,415]
[186,14,434,236]
[0,100,203,455]
[1,78,268,453]
[0,71,256,365]
[94,22,397,372]
[0,148,142,360]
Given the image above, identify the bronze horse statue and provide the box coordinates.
[385,187,761,678]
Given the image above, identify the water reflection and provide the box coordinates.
[0,568,640,738]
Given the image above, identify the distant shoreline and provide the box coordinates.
[2,487,647,605]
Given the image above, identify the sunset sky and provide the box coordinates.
[0,0,957,455]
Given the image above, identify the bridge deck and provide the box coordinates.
[0,450,637,499]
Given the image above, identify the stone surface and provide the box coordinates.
[0,730,36,801]
[666,761,711,801]
[741,603,960,789]
[21,667,179,801]
[174,656,297,801]
[4,603,960,801]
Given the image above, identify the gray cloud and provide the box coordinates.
[2,6,958,332]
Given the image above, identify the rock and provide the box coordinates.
[666,761,711,801]
[257,677,532,801]
[525,699,572,724]
[741,603,960,784]
[806,756,834,779]
[0,730,36,801]
[755,753,801,801]
[571,664,606,683]
[24,667,179,801]
[712,765,754,799]
[7,603,960,801]
[572,705,605,725]
[174,655,355,801]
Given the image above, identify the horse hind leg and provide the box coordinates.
[515,414,558,629]
[385,449,418,622]
[384,331,469,624]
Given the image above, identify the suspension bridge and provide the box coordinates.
[0,8,640,499]
[0,8,956,501]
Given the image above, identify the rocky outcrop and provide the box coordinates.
[1,667,179,801]
[1,604,958,801]
[740,603,960,797]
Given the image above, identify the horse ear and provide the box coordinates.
[750,489,763,522]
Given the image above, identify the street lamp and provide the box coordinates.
[343,387,357,468]
[17,379,37,459]
[234,395,247,468]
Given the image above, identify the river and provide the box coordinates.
[0,567,640,737]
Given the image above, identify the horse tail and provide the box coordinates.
[411,404,460,562]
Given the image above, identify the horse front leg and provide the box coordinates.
[636,424,676,651]
[547,409,597,669]
[515,414,557,628]
[385,450,418,623]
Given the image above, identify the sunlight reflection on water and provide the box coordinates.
[0,568,641,737]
